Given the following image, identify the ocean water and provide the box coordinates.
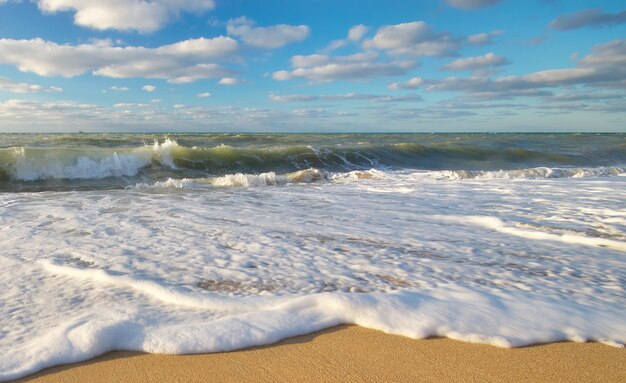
[1,133,625,379]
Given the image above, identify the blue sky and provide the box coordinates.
[0,0,624,132]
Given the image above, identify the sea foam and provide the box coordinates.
[2,139,179,181]
[1,135,626,380]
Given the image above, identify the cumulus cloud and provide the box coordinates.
[142,85,156,92]
[218,77,239,85]
[269,92,422,103]
[445,0,501,10]
[0,98,359,132]
[110,86,129,91]
[0,76,62,93]
[348,25,369,41]
[388,77,424,90]
[467,30,503,45]
[273,51,416,82]
[0,37,238,83]
[197,92,212,97]
[545,92,625,102]
[442,52,508,71]
[290,51,380,68]
[274,20,506,83]
[273,62,416,82]
[389,39,626,99]
[113,103,149,108]
[363,21,460,57]
[550,8,626,31]
[421,77,555,100]
[227,17,310,49]
[326,24,369,51]
[36,0,216,32]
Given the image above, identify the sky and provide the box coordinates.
[0,0,624,133]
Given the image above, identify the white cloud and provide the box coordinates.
[445,0,501,10]
[388,77,424,90]
[218,77,239,85]
[325,24,369,52]
[227,17,310,49]
[388,39,626,99]
[348,24,368,41]
[142,85,157,92]
[291,51,380,68]
[0,76,62,93]
[269,93,422,103]
[273,61,416,82]
[0,37,238,83]
[467,30,503,45]
[110,86,129,91]
[269,94,317,103]
[197,92,212,97]
[550,8,626,31]
[0,99,86,129]
[442,52,508,71]
[36,0,216,32]
[363,21,460,57]
[0,98,362,132]
[114,103,149,108]
[274,50,416,82]
[545,92,625,102]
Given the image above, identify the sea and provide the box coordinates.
[1,133,625,379]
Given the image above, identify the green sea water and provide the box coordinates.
[1,133,625,192]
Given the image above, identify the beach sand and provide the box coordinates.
[18,325,626,383]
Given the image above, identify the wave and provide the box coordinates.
[413,166,626,180]
[2,138,624,183]
[129,166,624,190]
[0,139,178,181]
[3,264,625,380]
[131,168,385,189]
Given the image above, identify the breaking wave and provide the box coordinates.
[414,166,626,180]
[0,139,178,181]
[129,166,625,190]
[130,168,385,189]
[2,138,625,183]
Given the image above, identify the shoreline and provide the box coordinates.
[16,325,626,383]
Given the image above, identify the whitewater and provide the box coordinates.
[1,133,625,380]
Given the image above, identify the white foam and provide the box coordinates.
[6,139,180,181]
[151,138,179,169]
[1,171,626,380]
[2,283,624,380]
[432,215,626,252]
[212,172,280,187]
[411,166,626,181]
[39,260,270,313]
[12,147,152,181]
[131,168,329,189]
[130,168,389,189]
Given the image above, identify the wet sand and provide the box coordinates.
[18,325,626,383]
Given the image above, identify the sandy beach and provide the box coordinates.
[17,325,626,383]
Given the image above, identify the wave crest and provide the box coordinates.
[0,139,179,181]
[416,166,626,180]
